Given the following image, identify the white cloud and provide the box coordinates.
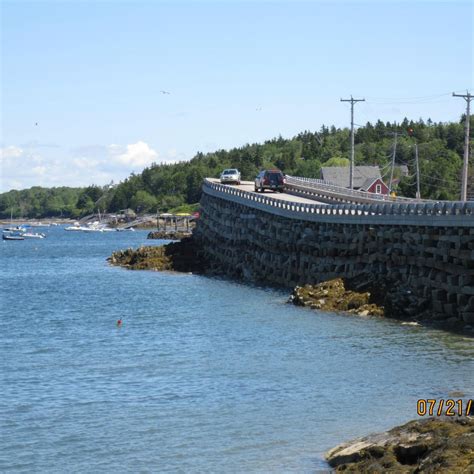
[1,146,46,191]
[0,145,23,160]
[109,141,158,168]
[0,141,187,192]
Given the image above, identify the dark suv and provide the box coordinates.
[254,170,286,193]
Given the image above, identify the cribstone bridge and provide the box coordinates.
[192,178,474,330]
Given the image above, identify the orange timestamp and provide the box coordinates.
[417,399,472,417]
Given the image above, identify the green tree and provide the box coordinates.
[323,157,350,167]
[130,190,158,213]
[186,167,205,203]
[158,194,184,212]
[294,159,322,178]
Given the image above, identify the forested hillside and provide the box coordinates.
[0,117,470,219]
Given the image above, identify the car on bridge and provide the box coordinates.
[220,169,241,185]
[254,169,286,193]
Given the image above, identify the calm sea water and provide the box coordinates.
[1,227,473,472]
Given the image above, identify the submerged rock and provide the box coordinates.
[290,278,384,317]
[326,417,474,473]
[108,237,206,273]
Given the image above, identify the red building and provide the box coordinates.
[359,177,390,195]
[321,166,389,195]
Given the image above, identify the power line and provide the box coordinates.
[419,173,460,185]
[401,171,460,186]
[364,92,452,104]
[365,98,452,105]
[366,92,452,100]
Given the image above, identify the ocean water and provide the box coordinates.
[1,227,473,472]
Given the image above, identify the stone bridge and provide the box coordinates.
[193,178,474,330]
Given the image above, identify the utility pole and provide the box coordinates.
[414,140,421,200]
[453,91,472,201]
[341,96,365,189]
[407,127,421,199]
[388,132,401,194]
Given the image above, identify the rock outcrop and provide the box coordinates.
[289,278,384,317]
[108,237,206,273]
[326,417,474,473]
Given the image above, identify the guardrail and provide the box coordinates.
[285,175,436,205]
[202,178,474,227]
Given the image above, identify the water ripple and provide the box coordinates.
[1,228,473,472]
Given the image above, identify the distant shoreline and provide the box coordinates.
[0,217,75,225]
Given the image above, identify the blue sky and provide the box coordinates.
[1,0,472,191]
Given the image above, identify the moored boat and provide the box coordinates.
[65,221,116,232]
[3,232,24,241]
[22,232,46,239]
[65,222,87,231]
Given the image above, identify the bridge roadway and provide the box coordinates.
[207,179,327,206]
[203,177,474,227]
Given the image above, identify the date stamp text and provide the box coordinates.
[417,399,472,417]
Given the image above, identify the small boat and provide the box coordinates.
[3,232,24,241]
[64,217,117,233]
[65,222,86,231]
[82,222,107,232]
[22,232,46,239]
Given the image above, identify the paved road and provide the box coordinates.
[208,179,327,205]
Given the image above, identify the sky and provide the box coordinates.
[1,0,473,191]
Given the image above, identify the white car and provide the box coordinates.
[220,168,241,185]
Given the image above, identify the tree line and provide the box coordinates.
[0,117,470,219]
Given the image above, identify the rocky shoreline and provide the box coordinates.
[108,237,474,336]
[147,230,192,240]
[109,241,387,321]
[326,416,474,472]
[289,278,384,317]
[108,238,205,273]
[289,276,474,335]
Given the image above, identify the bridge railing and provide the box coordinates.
[202,179,474,226]
[285,175,436,205]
